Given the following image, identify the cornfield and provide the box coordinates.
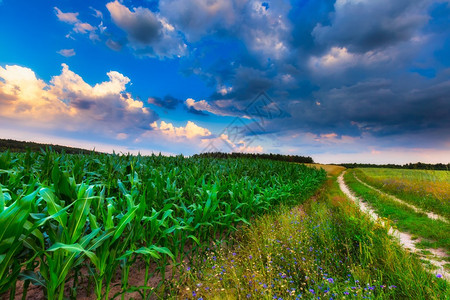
[0,150,326,299]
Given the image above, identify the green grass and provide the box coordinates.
[360,168,449,183]
[179,173,449,299]
[345,170,450,254]
[358,168,450,219]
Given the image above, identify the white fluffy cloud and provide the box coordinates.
[150,120,211,139]
[55,7,97,39]
[106,0,187,58]
[0,64,158,137]
[185,98,251,118]
[185,98,223,116]
[54,7,79,24]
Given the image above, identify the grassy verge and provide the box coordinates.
[345,170,450,254]
[357,168,450,219]
[177,171,449,299]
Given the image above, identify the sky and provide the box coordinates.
[0,0,449,164]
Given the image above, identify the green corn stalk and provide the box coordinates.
[0,189,38,297]
[0,149,327,299]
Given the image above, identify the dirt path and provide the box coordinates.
[353,173,448,223]
[337,171,449,281]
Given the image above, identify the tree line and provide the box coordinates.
[0,139,98,155]
[339,162,449,171]
[193,152,315,163]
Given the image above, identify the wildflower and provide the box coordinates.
[436,274,442,278]
[327,278,334,284]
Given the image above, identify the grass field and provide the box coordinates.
[345,170,450,254]
[357,168,450,219]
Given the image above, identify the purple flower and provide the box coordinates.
[436,274,442,278]
[327,278,334,284]
[344,291,349,295]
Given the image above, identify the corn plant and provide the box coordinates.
[0,150,326,299]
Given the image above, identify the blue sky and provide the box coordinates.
[0,0,449,163]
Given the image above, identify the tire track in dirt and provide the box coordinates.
[337,171,449,281]
[353,173,448,224]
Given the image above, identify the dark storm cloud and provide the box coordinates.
[148,95,182,109]
[107,0,161,44]
[104,0,448,150]
[312,0,430,53]
[106,1,186,58]
[259,78,450,148]
[226,67,274,101]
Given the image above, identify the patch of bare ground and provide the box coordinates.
[7,258,176,300]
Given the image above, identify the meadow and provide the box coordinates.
[0,150,326,299]
[357,168,450,219]
[344,170,450,255]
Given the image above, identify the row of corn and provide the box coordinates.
[0,150,326,299]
